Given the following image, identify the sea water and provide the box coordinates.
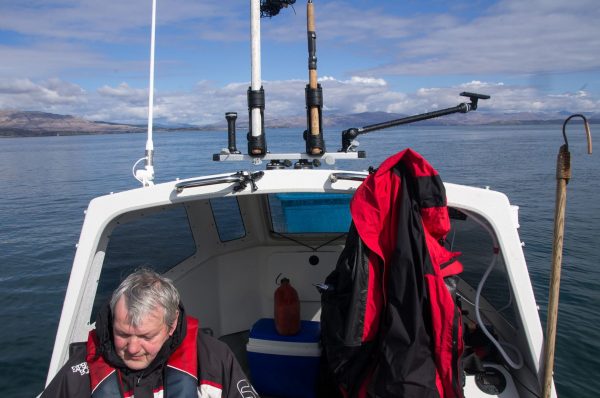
[0,125,598,397]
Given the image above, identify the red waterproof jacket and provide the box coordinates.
[321,148,464,398]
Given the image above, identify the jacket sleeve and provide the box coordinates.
[198,332,259,398]
[40,351,91,398]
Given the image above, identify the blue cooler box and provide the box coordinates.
[247,318,321,398]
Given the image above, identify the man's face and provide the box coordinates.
[112,297,177,370]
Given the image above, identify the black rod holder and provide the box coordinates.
[225,112,241,154]
[247,86,267,156]
[304,84,325,154]
[340,92,490,152]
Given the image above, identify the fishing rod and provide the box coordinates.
[247,0,267,156]
[246,0,297,157]
[304,0,325,155]
[340,92,490,152]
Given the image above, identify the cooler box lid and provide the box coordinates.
[249,318,320,343]
[247,318,321,357]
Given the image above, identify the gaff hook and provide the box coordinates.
[562,113,592,154]
[542,114,592,398]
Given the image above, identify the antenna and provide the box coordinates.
[135,0,157,186]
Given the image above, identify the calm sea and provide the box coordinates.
[0,125,598,397]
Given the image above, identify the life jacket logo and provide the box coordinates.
[71,362,89,376]
[236,379,258,398]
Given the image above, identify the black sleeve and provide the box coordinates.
[40,352,91,398]
[197,333,259,398]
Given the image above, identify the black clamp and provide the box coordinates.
[304,130,325,154]
[305,84,323,107]
[233,171,264,193]
[340,128,359,152]
[248,87,265,110]
[460,91,490,111]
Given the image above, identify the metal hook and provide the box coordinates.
[562,114,593,154]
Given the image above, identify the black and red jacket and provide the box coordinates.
[321,148,464,398]
[41,304,256,398]
[86,316,200,397]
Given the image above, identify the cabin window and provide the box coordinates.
[268,193,353,234]
[448,211,518,327]
[210,197,246,242]
[90,205,196,322]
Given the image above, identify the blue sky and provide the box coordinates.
[0,0,598,125]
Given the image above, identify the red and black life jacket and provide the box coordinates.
[321,148,464,398]
[86,317,199,398]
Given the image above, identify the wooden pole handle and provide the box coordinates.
[542,150,568,398]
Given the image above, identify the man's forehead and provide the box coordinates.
[113,297,166,329]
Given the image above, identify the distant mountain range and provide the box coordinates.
[1,109,596,137]
[0,110,146,137]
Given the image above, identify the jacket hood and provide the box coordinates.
[351,148,452,263]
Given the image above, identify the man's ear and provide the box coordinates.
[168,310,180,336]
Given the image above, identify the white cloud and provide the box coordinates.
[359,0,600,76]
[97,83,147,102]
[0,0,244,83]
[1,0,598,122]
[2,75,598,124]
[0,43,116,79]
[262,0,600,77]
[0,0,232,42]
[7,0,596,82]
[0,78,86,110]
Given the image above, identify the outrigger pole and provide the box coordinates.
[304,0,325,155]
[248,0,267,156]
[340,92,490,152]
[542,115,592,398]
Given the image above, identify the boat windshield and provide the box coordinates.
[90,205,196,322]
[210,197,246,241]
[268,193,353,234]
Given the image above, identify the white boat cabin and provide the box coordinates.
[46,167,550,397]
